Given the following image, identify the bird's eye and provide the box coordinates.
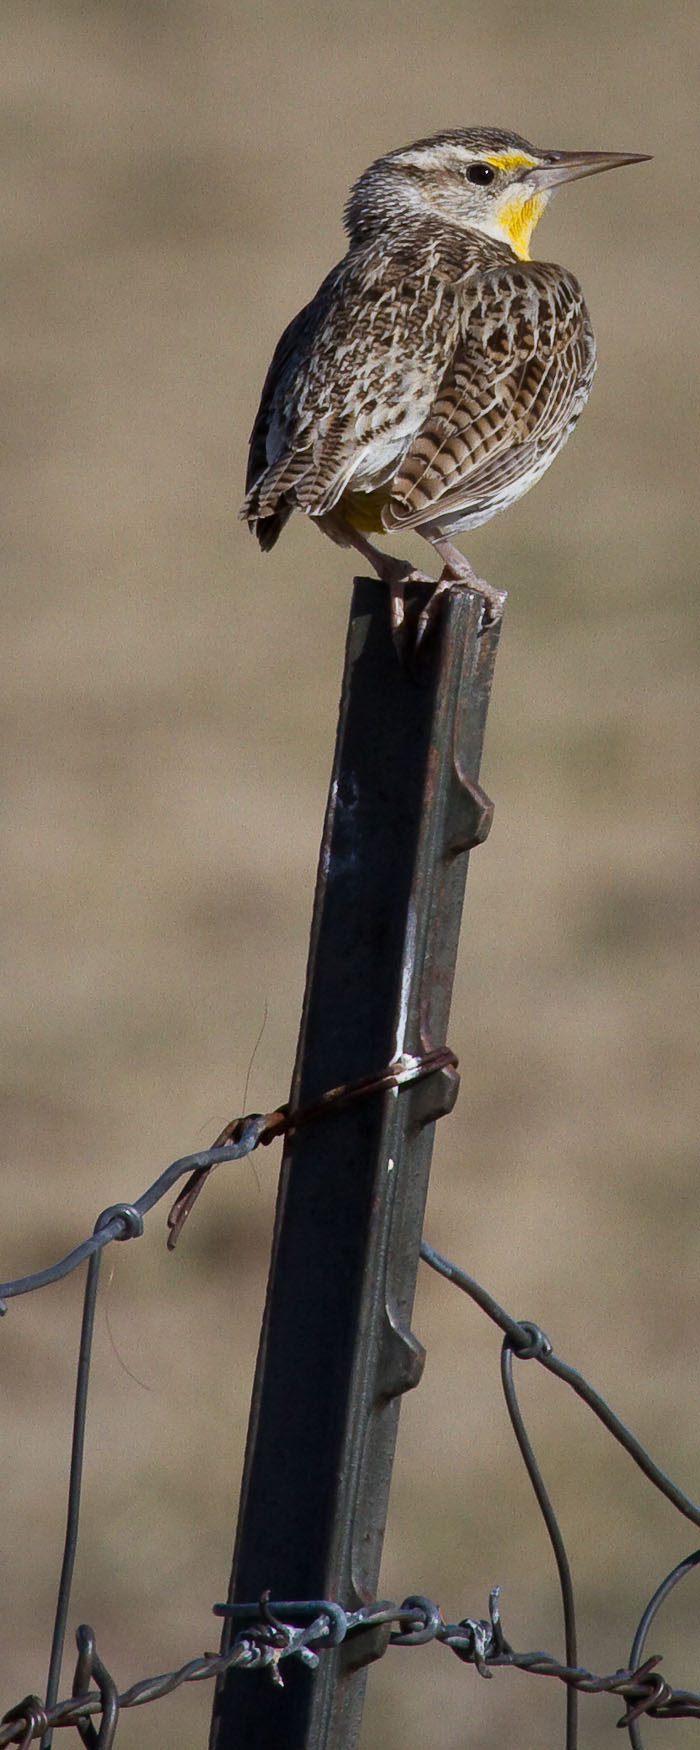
[466,163,496,185]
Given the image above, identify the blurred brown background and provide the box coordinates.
[2,2,698,1745]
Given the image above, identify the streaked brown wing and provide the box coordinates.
[245,299,320,497]
[243,266,385,524]
[243,227,468,529]
[383,264,595,531]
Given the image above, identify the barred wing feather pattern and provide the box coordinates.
[242,226,596,552]
[384,263,596,535]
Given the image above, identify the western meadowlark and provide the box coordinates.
[241,128,649,637]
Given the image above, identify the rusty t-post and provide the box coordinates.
[210,577,502,1750]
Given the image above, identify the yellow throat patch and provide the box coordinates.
[493,191,548,259]
[483,150,548,261]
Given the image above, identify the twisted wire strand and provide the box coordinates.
[1,1113,699,1750]
[3,1590,699,1750]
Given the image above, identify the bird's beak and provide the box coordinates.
[520,149,652,192]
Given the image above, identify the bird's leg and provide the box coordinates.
[415,536,507,645]
[339,525,433,636]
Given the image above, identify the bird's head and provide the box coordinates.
[345,128,650,260]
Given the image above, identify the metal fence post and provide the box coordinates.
[210,577,502,1750]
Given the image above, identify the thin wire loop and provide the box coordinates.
[0,1051,457,1308]
[0,1127,267,1307]
[0,1701,47,1750]
[624,1550,700,1748]
[501,1339,578,1750]
[1,1192,699,1743]
[389,1596,443,1647]
[71,1628,119,1750]
[41,1249,102,1750]
[420,1240,700,1529]
[420,1236,700,1749]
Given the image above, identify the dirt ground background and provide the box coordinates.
[2,2,698,1745]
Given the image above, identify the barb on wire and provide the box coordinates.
[625,1550,700,1749]
[420,1237,700,1748]
[1,1051,456,1750]
[4,1586,700,1750]
[3,1145,699,1748]
[0,1116,269,1743]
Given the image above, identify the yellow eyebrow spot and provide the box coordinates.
[494,192,548,260]
[483,150,538,173]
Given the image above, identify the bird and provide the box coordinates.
[241,128,649,639]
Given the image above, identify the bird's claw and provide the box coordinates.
[414,574,506,649]
[382,565,434,645]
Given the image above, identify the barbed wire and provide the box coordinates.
[2,1079,699,1750]
[0,1052,455,1750]
[3,1570,700,1749]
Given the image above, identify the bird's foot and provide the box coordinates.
[372,559,434,642]
[470,577,508,626]
[415,565,506,649]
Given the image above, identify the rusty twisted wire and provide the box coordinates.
[0,1050,455,1750]
[1,1067,699,1750]
[0,1048,457,1311]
